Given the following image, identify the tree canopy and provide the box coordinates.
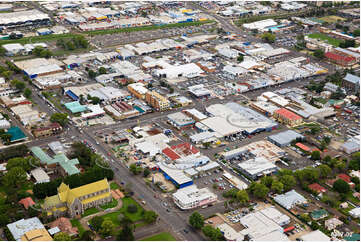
[50,113,68,127]
[189,212,204,229]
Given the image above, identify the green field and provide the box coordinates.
[141,232,176,241]
[100,211,122,226]
[307,33,342,47]
[318,15,346,23]
[82,207,100,218]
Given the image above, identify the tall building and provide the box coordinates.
[145,91,170,111]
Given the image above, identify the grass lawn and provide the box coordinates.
[307,33,343,47]
[70,219,85,237]
[119,197,144,222]
[100,198,118,210]
[100,211,122,226]
[82,207,100,218]
[141,232,176,241]
[110,182,120,190]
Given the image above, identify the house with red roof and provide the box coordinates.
[308,183,327,196]
[162,142,199,161]
[50,217,78,237]
[326,173,355,188]
[273,108,302,127]
[18,197,35,210]
[325,51,357,67]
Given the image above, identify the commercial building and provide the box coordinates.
[222,172,248,190]
[2,43,26,56]
[172,184,217,210]
[239,209,289,241]
[88,86,128,104]
[10,104,42,127]
[340,138,360,154]
[250,100,279,117]
[274,190,307,209]
[183,108,208,121]
[14,58,63,78]
[154,63,204,79]
[167,112,195,129]
[64,101,87,114]
[6,126,27,143]
[259,206,290,226]
[145,91,170,111]
[188,84,211,99]
[300,230,330,241]
[0,9,50,29]
[64,83,103,101]
[157,162,193,188]
[32,123,62,138]
[127,82,148,99]
[7,217,53,241]
[343,73,360,93]
[274,108,302,127]
[43,178,112,217]
[267,130,304,147]
[31,146,80,176]
[243,19,278,32]
[238,156,278,180]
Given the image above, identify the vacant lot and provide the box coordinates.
[318,15,346,23]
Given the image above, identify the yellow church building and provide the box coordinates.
[43,178,112,218]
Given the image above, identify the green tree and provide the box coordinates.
[98,67,107,75]
[0,214,9,227]
[116,224,134,241]
[0,47,5,56]
[353,29,360,37]
[0,133,12,144]
[24,88,32,98]
[90,216,104,231]
[311,151,321,160]
[129,164,141,175]
[202,225,224,241]
[333,179,350,194]
[261,176,274,188]
[6,157,32,172]
[189,212,204,229]
[348,152,360,171]
[99,219,115,237]
[10,79,25,90]
[236,190,249,205]
[252,183,269,199]
[54,232,72,241]
[271,180,284,194]
[143,168,151,177]
[143,210,158,224]
[3,167,27,188]
[80,230,95,241]
[237,54,244,62]
[318,164,332,178]
[88,70,97,79]
[50,113,68,127]
[66,41,75,50]
[261,32,276,43]
[314,49,325,59]
[279,175,296,191]
[127,204,138,213]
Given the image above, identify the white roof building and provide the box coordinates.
[172,184,217,210]
[48,141,65,154]
[239,210,289,241]
[243,19,278,31]
[135,141,161,157]
[259,206,290,226]
[238,156,278,180]
[300,230,331,241]
[274,189,307,210]
[349,207,360,218]
[7,217,46,241]
[30,167,50,184]
[154,63,204,79]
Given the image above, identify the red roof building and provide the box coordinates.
[337,173,351,183]
[325,52,357,67]
[163,143,199,161]
[162,147,181,160]
[274,108,302,126]
[309,183,327,194]
[295,142,311,152]
[19,197,35,209]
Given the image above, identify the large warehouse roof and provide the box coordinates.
[268,130,304,146]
